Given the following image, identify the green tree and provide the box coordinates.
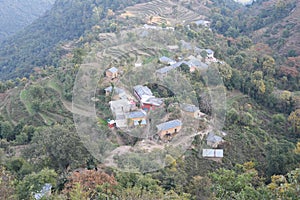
[227,108,240,124]
[24,124,89,171]
[267,168,300,199]
[262,56,276,77]
[209,166,269,199]
[0,121,14,141]
[16,168,57,200]
[288,109,300,134]
[6,157,34,178]
[271,114,286,131]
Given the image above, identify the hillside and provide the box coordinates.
[0,0,300,199]
[0,0,55,40]
[242,0,300,56]
[0,0,151,80]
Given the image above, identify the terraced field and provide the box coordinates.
[124,0,206,26]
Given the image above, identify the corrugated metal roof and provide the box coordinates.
[171,61,184,68]
[202,149,223,158]
[159,56,175,64]
[104,86,125,94]
[206,132,223,143]
[108,67,118,73]
[141,96,163,106]
[156,61,184,74]
[187,59,202,67]
[128,110,146,118]
[133,85,153,97]
[194,20,210,26]
[156,119,182,131]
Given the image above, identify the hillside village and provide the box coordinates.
[100,23,226,161]
[1,0,300,198]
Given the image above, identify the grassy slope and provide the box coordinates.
[1,75,73,127]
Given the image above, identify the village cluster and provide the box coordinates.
[103,46,225,160]
[105,65,182,141]
[100,18,227,160]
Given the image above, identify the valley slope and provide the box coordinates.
[0,0,55,40]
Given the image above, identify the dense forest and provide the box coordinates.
[0,0,55,41]
[0,0,300,199]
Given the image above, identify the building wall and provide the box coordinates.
[106,71,118,78]
[142,103,161,111]
[142,103,157,111]
[159,126,182,138]
[129,117,146,126]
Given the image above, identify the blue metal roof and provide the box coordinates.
[108,67,118,73]
[156,119,182,131]
[156,61,185,74]
[206,49,214,55]
[128,110,146,118]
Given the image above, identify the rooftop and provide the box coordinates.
[194,20,210,26]
[202,149,223,158]
[133,85,153,98]
[104,86,125,94]
[180,103,199,113]
[159,56,175,64]
[34,183,52,200]
[171,61,184,68]
[128,110,147,119]
[187,59,208,70]
[109,99,132,112]
[107,67,118,73]
[156,66,175,74]
[206,49,214,55]
[141,96,163,106]
[115,119,127,128]
[206,132,223,143]
[156,61,184,74]
[156,119,182,131]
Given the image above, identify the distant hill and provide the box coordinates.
[0,0,150,80]
[0,0,55,40]
[241,0,300,57]
[1,0,299,80]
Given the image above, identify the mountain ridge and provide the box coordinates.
[0,0,55,40]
